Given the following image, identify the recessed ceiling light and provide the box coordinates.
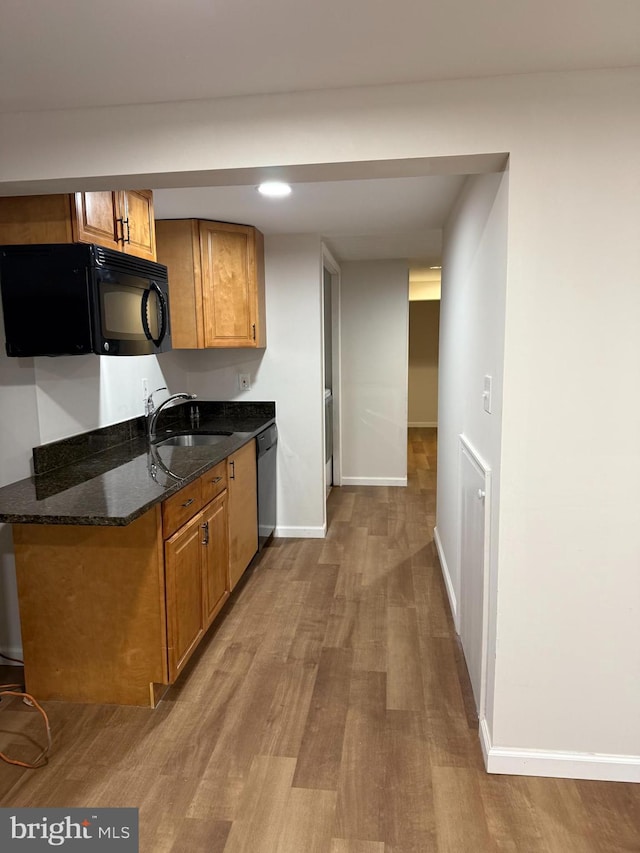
[257,181,292,198]
[430,265,442,270]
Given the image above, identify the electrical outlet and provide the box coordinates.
[238,373,251,391]
[142,378,149,415]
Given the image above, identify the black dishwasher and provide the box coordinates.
[256,424,277,550]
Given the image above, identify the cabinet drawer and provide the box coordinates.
[162,479,203,538]
[200,460,227,504]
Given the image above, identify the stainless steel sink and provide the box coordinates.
[155,432,232,447]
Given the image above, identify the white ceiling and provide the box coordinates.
[153,175,466,263]
[4,1,636,263]
[1,0,638,113]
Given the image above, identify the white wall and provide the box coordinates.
[436,171,509,737]
[181,234,326,537]
[1,67,639,776]
[408,300,440,426]
[340,260,409,486]
[495,128,640,760]
[33,355,174,444]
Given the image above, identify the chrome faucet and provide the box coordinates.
[147,387,197,442]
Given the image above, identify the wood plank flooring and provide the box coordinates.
[1,428,639,851]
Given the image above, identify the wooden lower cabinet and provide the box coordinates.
[202,491,229,626]
[11,451,254,707]
[165,489,229,683]
[164,510,206,682]
[228,439,258,590]
[13,509,169,707]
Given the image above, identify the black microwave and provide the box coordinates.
[0,243,171,357]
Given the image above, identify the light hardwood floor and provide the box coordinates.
[1,428,638,851]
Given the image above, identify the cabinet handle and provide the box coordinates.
[229,460,235,480]
[211,476,222,484]
[252,323,256,340]
[123,218,131,244]
[181,497,195,508]
[201,521,209,545]
[115,217,125,243]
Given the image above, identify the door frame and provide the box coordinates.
[321,244,342,495]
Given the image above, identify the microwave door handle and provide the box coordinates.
[141,281,168,346]
[155,284,168,344]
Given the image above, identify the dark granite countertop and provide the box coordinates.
[0,401,275,527]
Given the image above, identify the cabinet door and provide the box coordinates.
[121,189,157,261]
[202,491,229,627]
[164,511,205,682]
[72,191,121,251]
[155,218,203,348]
[199,222,257,347]
[228,439,258,590]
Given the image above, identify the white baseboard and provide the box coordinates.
[341,476,407,487]
[479,718,640,783]
[0,645,23,665]
[433,525,458,629]
[408,421,438,428]
[275,524,327,539]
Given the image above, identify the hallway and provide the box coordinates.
[0,428,638,851]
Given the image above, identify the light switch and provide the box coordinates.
[483,375,492,414]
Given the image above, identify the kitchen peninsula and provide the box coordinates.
[0,401,275,707]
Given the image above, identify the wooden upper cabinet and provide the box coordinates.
[0,190,157,261]
[155,218,266,349]
[72,191,120,251]
[200,222,253,347]
[120,190,156,261]
[73,190,156,261]
[0,195,74,244]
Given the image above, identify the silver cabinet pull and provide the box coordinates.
[182,497,195,508]
[201,521,209,545]
[211,476,222,484]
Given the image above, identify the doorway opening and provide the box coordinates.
[408,266,441,432]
